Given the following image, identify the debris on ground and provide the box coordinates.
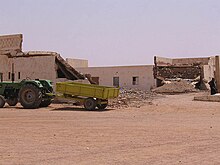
[108,88,159,109]
[152,80,198,94]
[54,87,159,109]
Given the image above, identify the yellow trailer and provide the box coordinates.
[56,82,119,110]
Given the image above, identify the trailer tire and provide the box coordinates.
[40,99,52,107]
[97,103,108,110]
[84,98,97,110]
[7,98,18,106]
[0,95,5,108]
[19,84,42,109]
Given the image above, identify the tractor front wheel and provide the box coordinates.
[84,98,97,110]
[19,84,42,109]
[7,98,18,106]
[0,95,5,108]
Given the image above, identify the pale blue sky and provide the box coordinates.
[1,0,220,66]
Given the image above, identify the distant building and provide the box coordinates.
[66,58,88,68]
[68,55,220,91]
[73,65,156,91]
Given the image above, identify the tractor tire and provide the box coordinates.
[84,98,97,110]
[7,98,18,106]
[19,84,42,109]
[0,95,6,108]
[40,99,52,107]
[97,103,108,110]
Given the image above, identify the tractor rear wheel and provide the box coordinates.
[7,98,18,106]
[40,99,52,107]
[84,98,97,110]
[0,95,5,108]
[19,84,42,109]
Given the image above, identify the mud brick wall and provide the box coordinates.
[0,34,23,55]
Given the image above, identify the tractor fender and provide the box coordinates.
[21,81,44,89]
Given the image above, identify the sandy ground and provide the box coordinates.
[0,92,220,165]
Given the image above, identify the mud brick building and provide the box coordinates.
[153,56,220,90]
[1,34,220,92]
[0,34,84,85]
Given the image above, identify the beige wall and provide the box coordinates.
[203,57,215,81]
[203,65,213,82]
[66,58,88,68]
[12,56,57,81]
[0,55,10,81]
[0,55,57,82]
[77,65,155,91]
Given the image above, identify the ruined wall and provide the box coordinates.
[154,56,215,82]
[0,34,22,55]
[77,65,155,91]
[203,57,215,82]
[0,55,57,82]
[11,56,57,82]
[66,58,88,68]
[203,65,216,82]
[172,57,210,65]
[154,56,172,66]
[0,34,84,89]
[154,56,210,66]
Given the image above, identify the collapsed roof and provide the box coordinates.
[0,34,84,80]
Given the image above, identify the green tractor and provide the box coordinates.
[0,73,53,109]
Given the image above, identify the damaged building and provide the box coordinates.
[67,56,220,91]
[153,56,220,90]
[1,34,220,92]
[0,34,84,84]
[67,60,156,91]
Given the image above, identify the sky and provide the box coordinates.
[1,0,220,66]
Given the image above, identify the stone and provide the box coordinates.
[108,88,158,109]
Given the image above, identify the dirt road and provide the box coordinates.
[0,93,220,165]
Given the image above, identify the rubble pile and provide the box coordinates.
[152,80,197,94]
[108,88,157,109]
[156,66,201,79]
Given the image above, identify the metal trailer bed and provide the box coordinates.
[56,82,119,110]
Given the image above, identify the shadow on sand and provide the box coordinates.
[51,106,115,112]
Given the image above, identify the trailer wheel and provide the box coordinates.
[84,98,97,110]
[0,95,6,108]
[19,84,42,109]
[97,103,108,110]
[40,99,52,107]
[7,98,18,106]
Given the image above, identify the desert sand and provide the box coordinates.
[0,92,220,165]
